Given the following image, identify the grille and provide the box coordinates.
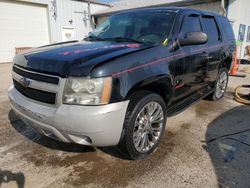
[12,66,59,105]
[13,66,59,84]
[13,79,56,105]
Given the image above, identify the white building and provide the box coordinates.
[0,0,110,63]
[93,0,250,61]
[1,0,249,63]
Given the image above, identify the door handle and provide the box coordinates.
[207,56,213,60]
[201,52,212,60]
[201,52,208,57]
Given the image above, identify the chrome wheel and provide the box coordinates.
[133,102,164,153]
[215,71,228,99]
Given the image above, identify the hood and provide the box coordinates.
[13,40,150,77]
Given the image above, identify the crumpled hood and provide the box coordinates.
[13,40,149,77]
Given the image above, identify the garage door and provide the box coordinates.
[0,1,50,63]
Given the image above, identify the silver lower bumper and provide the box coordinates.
[8,86,129,146]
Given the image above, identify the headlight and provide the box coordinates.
[63,77,112,105]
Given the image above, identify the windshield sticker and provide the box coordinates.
[163,38,168,45]
[60,44,140,56]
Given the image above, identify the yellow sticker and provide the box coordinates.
[163,38,168,45]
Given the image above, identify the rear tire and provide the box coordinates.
[207,68,229,101]
[118,91,167,160]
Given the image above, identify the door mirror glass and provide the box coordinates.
[179,31,208,46]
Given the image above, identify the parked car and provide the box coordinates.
[8,7,236,159]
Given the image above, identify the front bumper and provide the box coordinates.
[8,86,129,146]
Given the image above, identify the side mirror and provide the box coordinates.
[179,32,208,46]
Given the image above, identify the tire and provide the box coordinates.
[118,91,167,160]
[207,68,229,101]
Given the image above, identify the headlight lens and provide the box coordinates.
[63,77,112,105]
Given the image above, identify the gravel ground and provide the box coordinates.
[0,63,249,188]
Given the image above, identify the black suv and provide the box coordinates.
[9,7,236,159]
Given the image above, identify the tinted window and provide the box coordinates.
[181,15,201,35]
[89,10,176,45]
[220,17,235,40]
[202,17,220,43]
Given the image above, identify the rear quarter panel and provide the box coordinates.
[216,16,236,70]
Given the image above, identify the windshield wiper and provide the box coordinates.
[105,37,144,44]
[84,36,146,45]
[84,35,105,41]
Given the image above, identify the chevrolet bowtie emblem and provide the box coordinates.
[19,77,30,87]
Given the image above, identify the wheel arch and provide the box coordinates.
[125,75,174,107]
[220,56,232,71]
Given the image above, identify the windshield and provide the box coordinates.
[88,10,176,45]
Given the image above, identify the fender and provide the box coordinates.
[219,42,235,71]
[90,45,175,103]
[124,75,174,106]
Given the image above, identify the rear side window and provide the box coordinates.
[181,15,202,35]
[201,17,220,43]
[220,17,235,40]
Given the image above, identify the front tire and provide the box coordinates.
[118,91,167,160]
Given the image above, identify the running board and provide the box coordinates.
[167,88,214,117]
